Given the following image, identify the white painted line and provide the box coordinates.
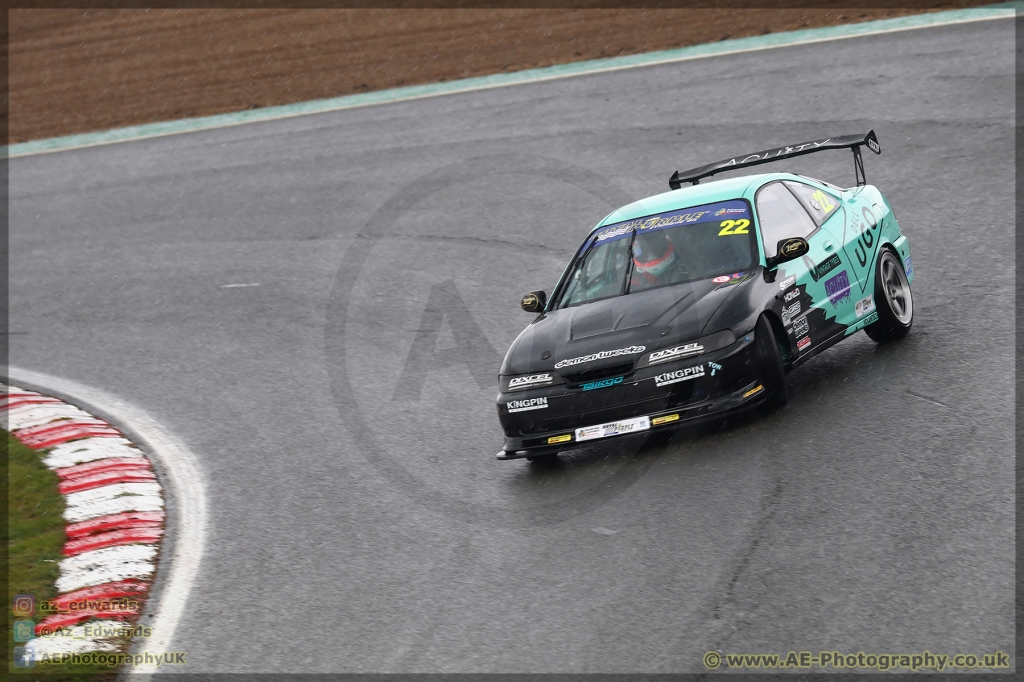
[64,495,165,524]
[44,438,143,469]
[64,482,162,508]
[58,545,158,592]
[5,404,94,430]
[6,367,208,672]
[220,283,260,288]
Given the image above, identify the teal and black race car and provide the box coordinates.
[497,131,913,460]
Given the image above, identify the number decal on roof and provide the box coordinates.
[718,219,750,236]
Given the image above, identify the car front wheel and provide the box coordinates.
[865,250,913,343]
[754,314,788,410]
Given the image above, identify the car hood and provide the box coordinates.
[501,276,752,375]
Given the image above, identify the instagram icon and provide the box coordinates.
[13,595,35,617]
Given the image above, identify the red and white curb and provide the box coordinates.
[4,382,166,659]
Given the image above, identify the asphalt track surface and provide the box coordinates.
[8,19,1014,674]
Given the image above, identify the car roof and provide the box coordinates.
[591,172,835,232]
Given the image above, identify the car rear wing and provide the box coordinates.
[669,130,880,189]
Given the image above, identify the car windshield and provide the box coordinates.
[557,199,757,308]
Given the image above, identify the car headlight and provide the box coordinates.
[500,372,565,392]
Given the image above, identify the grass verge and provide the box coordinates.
[6,431,117,680]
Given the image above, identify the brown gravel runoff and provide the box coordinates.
[8,4,994,144]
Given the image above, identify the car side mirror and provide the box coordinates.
[766,237,810,269]
[521,290,547,312]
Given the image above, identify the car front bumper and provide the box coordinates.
[495,333,765,459]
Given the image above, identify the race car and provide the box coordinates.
[496,130,913,460]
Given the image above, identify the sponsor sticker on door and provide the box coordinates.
[855,295,875,318]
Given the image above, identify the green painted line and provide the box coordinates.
[6,2,1017,159]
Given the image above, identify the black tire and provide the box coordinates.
[864,249,913,343]
[754,314,788,410]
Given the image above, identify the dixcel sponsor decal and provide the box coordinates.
[782,301,801,326]
[507,373,553,390]
[779,275,796,290]
[708,361,723,376]
[903,254,913,278]
[855,296,875,318]
[784,289,799,302]
[655,364,705,387]
[547,434,572,444]
[792,316,809,337]
[575,416,651,442]
[652,414,680,426]
[506,397,548,413]
[581,376,623,391]
[555,346,645,369]
[824,270,852,306]
[797,336,811,351]
[648,343,703,365]
[712,276,730,283]
[742,385,764,398]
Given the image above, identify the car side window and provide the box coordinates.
[755,182,817,258]
[784,181,841,227]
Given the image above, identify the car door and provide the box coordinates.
[782,180,859,327]
[754,181,844,355]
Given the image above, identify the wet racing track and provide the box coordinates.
[8,19,1015,673]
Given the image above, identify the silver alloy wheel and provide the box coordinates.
[880,251,913,324]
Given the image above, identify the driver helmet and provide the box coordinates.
[632,231,676,278]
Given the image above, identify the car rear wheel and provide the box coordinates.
[754,314,788,410]
[865,250,913,343]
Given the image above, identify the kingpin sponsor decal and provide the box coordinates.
[652,414,680,426]
[782,301,801,326]
[824,270,852,306]
[655,364,705,387]
[508,373,553,390]
[555,346,645,369]
[797,336,811,351]
[581,376,623,391]
[708,361,723,376]
[793,316,809,337]
[784,289,799,303]
[648,343,703,365]
[855,296,875,318]
[779,275,796,290]
[507,397,548,413]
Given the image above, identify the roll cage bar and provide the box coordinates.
[670,130,880,189]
